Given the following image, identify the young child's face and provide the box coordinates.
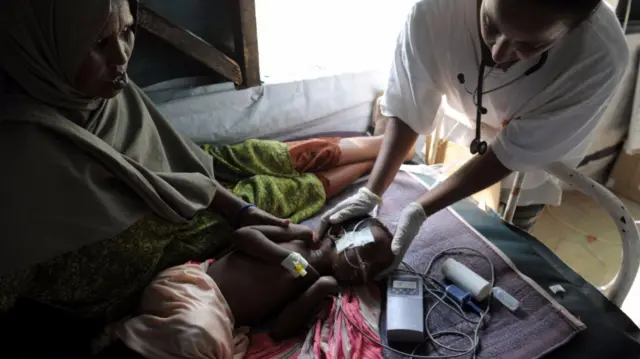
[327,219,394,286]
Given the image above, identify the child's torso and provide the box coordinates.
[207,240,327,327]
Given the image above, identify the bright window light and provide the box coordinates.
[256,0,420,83]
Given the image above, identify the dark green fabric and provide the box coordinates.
[25,212,227,320]
[0,139,325,325]
[0,0,220,276]
[416,173,640,359]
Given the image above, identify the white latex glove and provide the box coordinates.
[376,202,427,280]
[316,187,382,238]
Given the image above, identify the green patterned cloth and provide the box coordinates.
[0,139,325,322]
[206,140,325,224]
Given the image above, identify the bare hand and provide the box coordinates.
[237,206,290,229]
[284,224,317,248]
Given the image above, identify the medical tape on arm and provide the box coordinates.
[281,252,309,277]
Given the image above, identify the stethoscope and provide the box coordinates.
[456,51,548,155]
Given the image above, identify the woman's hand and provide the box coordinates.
[288,224,318,248]
[237,205,290,229]
[208,185,290,229]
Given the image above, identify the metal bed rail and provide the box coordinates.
[503,165,640,306]
[426,99,639,306]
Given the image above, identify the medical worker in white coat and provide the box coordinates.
[320,0,629,275]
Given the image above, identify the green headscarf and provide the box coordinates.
[0,0,217,275]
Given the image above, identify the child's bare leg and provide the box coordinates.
[286,135,412,174]
[338,136,414,165]
[336,136,383,166]
[316,161,375,200]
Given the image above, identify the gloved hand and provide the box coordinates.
[376,202,427,280]
[316,187,382,238]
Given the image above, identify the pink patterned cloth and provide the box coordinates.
[245,285,384,359]
[117,263,249,359]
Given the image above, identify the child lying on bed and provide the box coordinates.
[117,216,394,359]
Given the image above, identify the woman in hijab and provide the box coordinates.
[0,0,391,355]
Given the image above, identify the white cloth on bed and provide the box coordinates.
[380,0,628,206]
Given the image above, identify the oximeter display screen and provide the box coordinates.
[393,280,417,289]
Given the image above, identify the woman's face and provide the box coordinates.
[74,0,135,99]
[479,0,570,66]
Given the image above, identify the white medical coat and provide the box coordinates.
[381,0,629,206]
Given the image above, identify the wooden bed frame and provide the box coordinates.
[138,0,260,88]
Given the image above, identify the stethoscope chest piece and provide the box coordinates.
[470,138,488,155]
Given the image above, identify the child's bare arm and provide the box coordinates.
[269,276,340,341]
[233,225,321,277]
[239,224,315,245]
[232,226,293,264]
